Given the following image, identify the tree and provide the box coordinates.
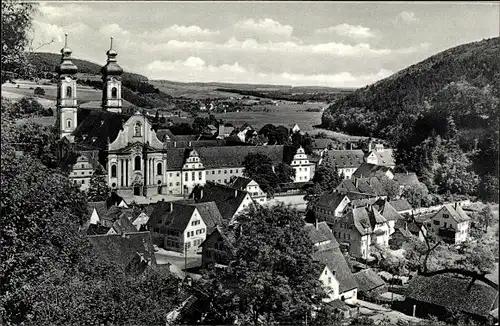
[1,0,37,82]
[201,204,333,325]
[242,153,280,195]
[34,86,45,96]
[87,165,110,201]
[379,175,400,200]
[401,183,429,208]
[476,205,494,232]
[478,174,499,204]
[258,124,289,145]
[304,165,342,206]
[275,162,295,184]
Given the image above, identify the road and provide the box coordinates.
[356,300,422,324]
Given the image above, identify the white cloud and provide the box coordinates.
[315,23,374,39]
[145,24,220,40]
[234,18,294,39]
[145,57,392,87]
[395,11,419,24]
[99,23,131,37]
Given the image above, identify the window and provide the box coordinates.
[66,119,71,128]
[192,171,195,180]
[224,170,227,174]
[134,122,142,137]
[230,169,233,173]
[235,169,238,173]
[176,173,180,177]
[218,170,221,174]
[81,180,85,184]
[433,220,440,226]
[134,156,141,171]
[443,214,449,218]
[111,164,117,178]
[66,86,72,98]
[176,182,180,186]
[169,182,173,187]
[199,171,202,180]
[328,277,331,284]
[81,172,84,175]
[324,270,328,275]
[186,232,191,238]
[157,162,163,175]
[111,87,117,98]
[212,171,215,175]
[169,173,172,177]
[192,220,200,226]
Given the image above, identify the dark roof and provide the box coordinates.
[336,180,360,194]
[389,199,413,212]
[110,215,138,234]
[88,201,108,219]
[353,268,386,293]
[86,224,110,235]
[379,201,403,222]
[164,145,284,171]
[368,206,387,225]
[192,202,224,233]
[228,176,253,190]
[88,231,157,272]
[346,207,372,235]
[311,138,338,149]
[407,275,499,317]
[196,182,251,223]
[323,150,365,168]
[314,247,358,293]
[393,172,420,186]
[316,191,347,209]
[156,128,176,141]
[305,222,340,250]
[73,109,130,150]
[353,163,392,179]
[151,202,196,231]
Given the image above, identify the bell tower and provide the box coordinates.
[56,33,78,142]
[101,37,123,113]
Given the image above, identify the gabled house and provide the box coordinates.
[353,268,386,300]
[375,200,404,235]
[390,217,426,249]
[88,201,108,225]
[311,138,339,156]
[148,201,209,253]
[352,163,394,181]
[306,222,358,303]
[405,275,499,324]
[192,181,255,224]
[314,191,351,222]
[388,198,413,215]
[321,150,365,179]
[335,177,387,199]
[424,203,470,244]
[199,225,236,269]
[107,214,138,235]
[364,143,396,169]
[69,150,103,191]
[228,176,267,204]
[290,146,315,182]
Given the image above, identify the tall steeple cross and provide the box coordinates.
[110,37,113,50]
[64,33,68,47]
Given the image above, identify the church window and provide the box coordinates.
[134,122,142,137]
[111,87,118,99]
[134,156,141,171]
[199,171,202,180]
[157,162,163,175]
[66,86,72,98]
[81,180,85,184]
[111,164,117,178]
[192,171,195,180]
[112,183,116,188]
[169,182,173,187]
[212,171,215,175]
[185,173,188,181]
[67,119,72,128]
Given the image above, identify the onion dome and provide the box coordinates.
[101,37,123,76]
[56,33,78,75]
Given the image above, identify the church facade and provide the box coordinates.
[56,36,295,199]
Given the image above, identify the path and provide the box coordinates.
[356,300,422,324]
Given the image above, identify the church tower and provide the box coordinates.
[56,33,78,142]
[101,37,123,113]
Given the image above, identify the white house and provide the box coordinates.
[229,176,267,204]
[424,203,470,244]
[290,146,314,182]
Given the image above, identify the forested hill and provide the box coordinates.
[323,37,499,202]
[322,37,499,143]
[27,52,148,82]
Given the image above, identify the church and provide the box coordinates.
[56,36,307,199]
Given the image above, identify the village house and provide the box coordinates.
[311,138,340,156]
[199,225,236,269]
[363,143,396,169]
[217,123,235,138]
[388,198,413,215]
[352,163,394,181]
[321,150,365,179]
[353,268,387,300]
[68,150,102,191]
[228,176,267,204]
[390,217,427,249]
[148,200,224,253]
[423,203,470,244]
[404,275,499,324]
[314,192,352,222]
[306,221,358,303]
[335,177,388,199]
[290,146,315,182]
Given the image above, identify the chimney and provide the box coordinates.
[350,143,353,150]
[315,219,319,230]
[455,202,458,210]
[368,141,372,152]
[169,201,173,212]
[234,189,238,198]
[174,141,177,148]
[200,188,203,199]
[189,141,192,147]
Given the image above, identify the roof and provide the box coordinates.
[322,150,365,168]
[372,149,395,167]
[88,201,108,219]
[156,128,176,141]
[379,201,403,222]
[109,215,138,234]
[369,206,387,225]
[347,207,372,235]
[191,202,224,233]
[86,224,110,235]
[407,275,499,317]
[311,138,338,150]
[393,172,420,187]
[151,202,196,231]
[228,176,253,190]
[164,145,285,171]
[73,109,131,150]
[316,191,348,209]
[314,247,358,293]
[79,99,135,110]
[305,222,340,250]
[439,204,470,223]
[389,199,413,212]
[88,231,157,272]
[196,182,251,223]
[353,163,392,179]
[353,269,386,293]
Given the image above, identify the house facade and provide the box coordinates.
[70,152,98,191]
[321,150,365,179]
[229,177,267,204]
[290,146,314,182]
[424,204,470,244]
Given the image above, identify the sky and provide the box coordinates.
[30,1,500,88]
